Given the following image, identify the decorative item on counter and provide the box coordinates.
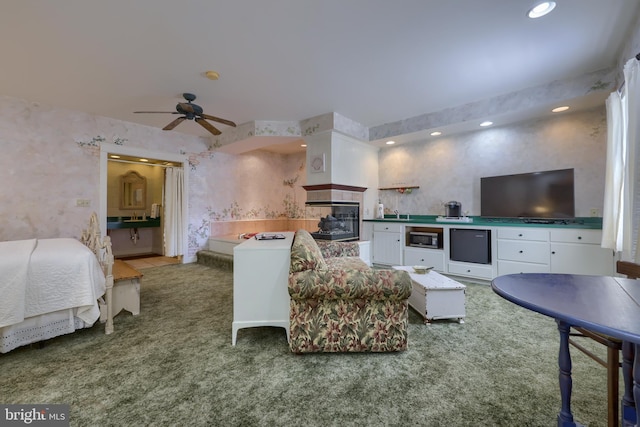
[150,203,159,218]
[377,200,384,219]
[444,201,462,218]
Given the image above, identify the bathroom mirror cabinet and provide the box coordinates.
[120,170,146,210]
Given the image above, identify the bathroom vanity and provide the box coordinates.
[107,216,162,257]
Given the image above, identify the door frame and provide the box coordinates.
[99,143,189,262]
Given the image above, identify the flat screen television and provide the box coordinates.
[480,168,575,219]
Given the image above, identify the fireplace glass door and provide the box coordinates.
[306,202,359,242]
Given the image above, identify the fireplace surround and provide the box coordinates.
[303,184,366,242]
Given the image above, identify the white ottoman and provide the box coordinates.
[393,266,466,324]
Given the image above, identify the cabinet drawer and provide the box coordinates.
[404,247,445,271]
[373,222,403,233]
[497,228,548,241]
[447,262,493,279]
[497,240,549,264]
[550,229,601,245]
[498,260,550,275]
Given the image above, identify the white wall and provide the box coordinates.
[304,130,380,219]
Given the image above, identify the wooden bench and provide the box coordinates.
[111,259,142,317]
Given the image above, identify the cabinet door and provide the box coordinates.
[372,231,403,265]
[550,243,615,275]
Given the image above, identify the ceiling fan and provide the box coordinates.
[134,93,236,136]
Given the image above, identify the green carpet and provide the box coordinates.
[1,263,611,426]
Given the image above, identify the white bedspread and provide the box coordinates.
[0,239,37,328]
[0,238,106,328]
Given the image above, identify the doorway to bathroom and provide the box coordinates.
[99,143,188,263]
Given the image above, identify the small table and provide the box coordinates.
[492,273,640,427]
[393,266,466,324]
[232,232,293,345]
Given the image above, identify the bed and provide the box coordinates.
[0,213,114,353]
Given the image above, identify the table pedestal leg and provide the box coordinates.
[632,343,640,427]
[557,321,583,427]
[622,341,636,426]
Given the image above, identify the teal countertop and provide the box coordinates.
[364,215,603,229]
[107,216,161,229]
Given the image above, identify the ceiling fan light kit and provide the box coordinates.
[134,92,236,136]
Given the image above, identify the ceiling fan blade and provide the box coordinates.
[163,116,186,130]
[195,117,221,135]
[200,113,237,127]
[134,111,180,114]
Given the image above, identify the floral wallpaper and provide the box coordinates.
[187,148,308,255]
[0,95,310,261]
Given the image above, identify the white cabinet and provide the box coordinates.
[232,232,293,345]
[550,229,615,275]
[367,220,616,281]
[497,227,615,276]
[372,223,403,266]
[404,246,445,272]
[497,228,550,275]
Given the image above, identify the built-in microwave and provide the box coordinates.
[409,231,439,249]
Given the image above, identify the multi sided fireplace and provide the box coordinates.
[306,201,359,242]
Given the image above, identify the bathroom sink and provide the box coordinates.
[107,217,161,229]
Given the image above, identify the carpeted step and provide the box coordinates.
[196,250,233,271]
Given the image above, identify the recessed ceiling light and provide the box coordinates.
[430,131,442,136]
[139,158,149,162]
[386,140,396,145]
[110,155,120,159]
[527,1,556,18]
[205,70,220,80]
[301,144,307,147]
[480,121,493,127]
[552,106,570,113]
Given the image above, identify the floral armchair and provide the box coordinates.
[288,229,412,353]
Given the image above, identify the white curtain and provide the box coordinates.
[602,57,640,261]
[602,91,624,251]
[164,167,184,257]
[627,58,640,263]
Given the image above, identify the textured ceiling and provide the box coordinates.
[0,1,638,153]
